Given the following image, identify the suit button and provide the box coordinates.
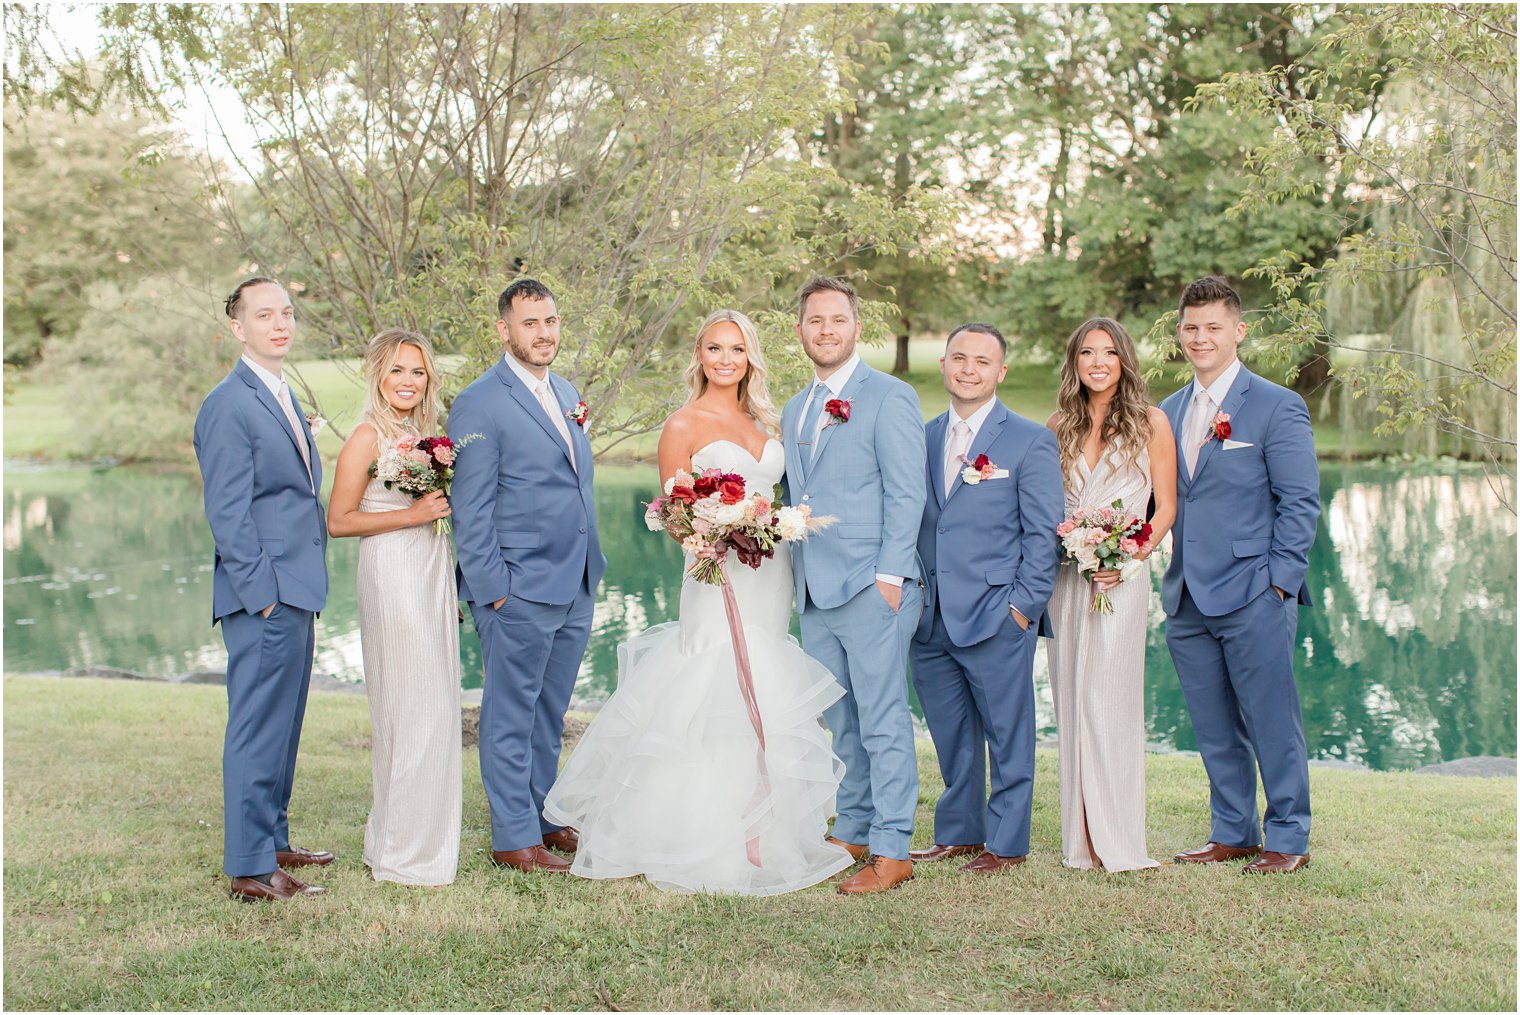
[929,569,936,576]
[802,494,810,502]
[579,526,587,533]
[312,538,319,545]
[937,527,946,534]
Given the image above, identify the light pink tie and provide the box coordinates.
[1183,389,1213,478]
[277,382,313,491]
[945,420,972,497]
[536,379,576,470]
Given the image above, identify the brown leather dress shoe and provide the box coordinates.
[276,844,336,868]
[825,836,868,862]
[908,842,984,862]
[229,875,296,902]
[272,868,328,896]
[1173,841,1263,864]
[491,845,573,872]
[960,850,1027,874]
[543,828,580,853]
[1243,851,1310,874]
[838,856,913,894]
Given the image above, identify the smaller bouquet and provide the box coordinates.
[644,468,834,584]
[370,433,481,535]
[1056,498,1153,613]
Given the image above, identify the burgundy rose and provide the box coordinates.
[669,485,698,504]
[1214,419,1232,440]
[1137,522,1153,544]
[693,473,720,497]
[972,453,991,471]
[825,398,851,423]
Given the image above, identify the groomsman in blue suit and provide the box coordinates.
[194,277,332,902]
[451,278,606,873]
[781,276,926,895]
[1160,276,1320,874]
[909,324,1063,873]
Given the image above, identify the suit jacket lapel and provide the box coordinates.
[1191,368,1252,483]
[1168,386,1192,491]
[782,393,803,493]
[805,363,870,490]
[500,359,574,470]
[946,400,1008,503]
[550,373,588,477]
[236,360,309,471]
[286,386,321,490]
[927,413,948,509]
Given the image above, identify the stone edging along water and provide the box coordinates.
[13,667,1517,778]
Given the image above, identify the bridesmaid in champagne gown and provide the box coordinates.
[1045,318,1176,872]
[328,329,462,886]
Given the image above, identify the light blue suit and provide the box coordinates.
[450,358,606,853]
[193,359,327,877]
[781,361,926,860]
[1159,365,1320,855]
[911,400,1062,857]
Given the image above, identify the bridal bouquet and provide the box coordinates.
[644,468,834,585]
[370,433,480,535]
[1056,499,1153,613]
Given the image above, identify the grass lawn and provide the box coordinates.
[4,676,1514,1011]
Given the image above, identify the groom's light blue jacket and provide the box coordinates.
[1158,364,1320,617]
[193,359,328,622]
[449,357,606,607]
[915,400,1063,646]
[781,361,926,611]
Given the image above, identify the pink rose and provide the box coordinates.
[407,449,432,466]
[432,444,456,466]
[1119,538,1140,556]
[1056,520,1077,537]
[1087,530,1106,544]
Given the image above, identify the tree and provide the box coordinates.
[1201,4,1516,499]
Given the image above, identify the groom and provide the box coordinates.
[451,278,606,873]
[909,323,1062,873]
[1160,276,1320,874]
[194,277,331,902]
[782,276,926,895]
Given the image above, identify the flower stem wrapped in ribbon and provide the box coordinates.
[1055,498,1153,613]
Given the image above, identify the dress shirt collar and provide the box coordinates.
[240,354,285,397]
[813,352,862,396]
[947,397,997,441]
[503,352,553,394]
[1192,357,1243,408]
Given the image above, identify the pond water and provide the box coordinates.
[4,459,1514,771]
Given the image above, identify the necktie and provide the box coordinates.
[536,379,576,470]
[277,382,313,491]
[798,382,831,469]
[1183,388,1213,478]
[945,420,972,497]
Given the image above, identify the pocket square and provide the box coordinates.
[986,468,1010,479]
[1221,439,1254,450]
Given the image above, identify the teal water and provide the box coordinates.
[3,460,1514,771]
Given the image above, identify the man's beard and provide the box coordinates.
[509,334,557,367]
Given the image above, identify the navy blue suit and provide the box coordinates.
[911,400,1063,857]
[1160,365,1320,855]
[450,358,606,853]
[194,359,327,877]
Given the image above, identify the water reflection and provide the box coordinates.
[3,460,1514,771]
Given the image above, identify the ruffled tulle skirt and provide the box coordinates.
[543,617,854,895]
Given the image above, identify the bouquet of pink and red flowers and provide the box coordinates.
[370,432,481,535]
[644,467,834,584]
[1056,498,1153,613]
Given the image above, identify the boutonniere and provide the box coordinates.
[566,401,590,427]
[823,398,852,426]
[305,413,327,437]
[1202,411,1231,446]
[959,453,998,485]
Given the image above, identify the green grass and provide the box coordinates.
[5,676,1515,1010]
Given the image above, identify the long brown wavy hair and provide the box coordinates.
[1053,317,1153,478]
[681,309,780,436]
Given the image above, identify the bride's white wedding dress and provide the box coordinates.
[542,438,854,895]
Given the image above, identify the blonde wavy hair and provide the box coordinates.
[681,309,780,436]
[361,328,442,442]
[1053,317,1153,478]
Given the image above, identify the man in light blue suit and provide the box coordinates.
[909,323,1063,874]
[194,277,331,902]
[451,278,606,874]
[781,276,926,895]
[1160,276,1320,875]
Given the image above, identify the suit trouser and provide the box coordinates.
[1166,585,1311,855]
[910,604,1038,857]
[800,582,922,860]
[220,605,315,877]
[471,590,594,852]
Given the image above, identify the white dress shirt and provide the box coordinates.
[944,397,997,489]
[1183,357,1244,439]
[241,354,285,397]
[795,351,902,587]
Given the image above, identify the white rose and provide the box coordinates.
[774,505,808,541]
[712,501,748,527]
[693,497,723,524]
[663,477,676,495]
[1119,557,1146,583]
[961,467,982,485]
[643,505,665,532]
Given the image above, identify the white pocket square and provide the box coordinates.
[986,468,1010,479]
[1221,439,1254,450]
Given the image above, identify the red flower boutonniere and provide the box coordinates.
[1202,412,1231,445]
[566,401,590,427]
[958,453,1000,486]
[823,398,852,426]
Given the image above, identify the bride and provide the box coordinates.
[543,309,854,895]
